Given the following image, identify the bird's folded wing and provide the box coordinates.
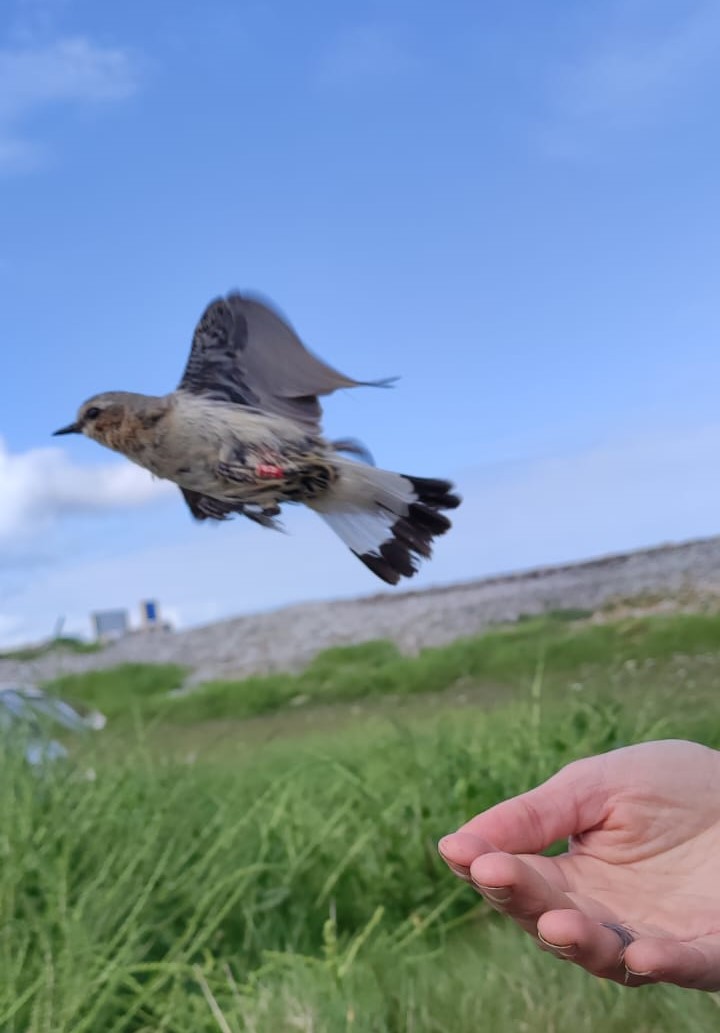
[179,488,236,520]
[179,487,282,530]
[177,293,394,428]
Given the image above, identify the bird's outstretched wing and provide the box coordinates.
[177,292,395,428]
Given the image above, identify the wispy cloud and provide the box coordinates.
[315,25,414,89]
[8,0,71,44]
[0,136,38,172]
[0,437,173,551]
[3,422,720,647]
[0,35,140,171]
[541,1,720,156]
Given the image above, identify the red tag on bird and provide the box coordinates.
[256,464,284,479]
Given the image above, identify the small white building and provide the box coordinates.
[91,601,170,641]
[91,609,129,642]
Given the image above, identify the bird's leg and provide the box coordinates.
[217,444,336,502]
[255,459,285,480]
[218,447,288,486]
[252,446,319,480]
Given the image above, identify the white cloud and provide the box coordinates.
[2,422,720,648]
[542,2,720,156]
[0,35,140,171]
[0,36,137,119]
[0,437,173,550]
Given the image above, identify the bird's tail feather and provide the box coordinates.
[309,458,460,584]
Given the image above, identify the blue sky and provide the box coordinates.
[3,0,720,645]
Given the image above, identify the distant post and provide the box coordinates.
[141,600,160,631]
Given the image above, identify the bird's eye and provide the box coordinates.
[85,407,102,420]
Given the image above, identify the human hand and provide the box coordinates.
[438,739,720,989]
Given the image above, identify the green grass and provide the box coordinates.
[3,672,720,1031]
[46,610,720,725]
[9,609,720,1030]
[48,663,188,720]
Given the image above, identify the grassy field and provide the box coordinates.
[4,611,720,1030]
[47,609,720,726]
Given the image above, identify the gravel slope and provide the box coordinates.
[5,535,720,686]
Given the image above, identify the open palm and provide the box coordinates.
[439,739,720,988]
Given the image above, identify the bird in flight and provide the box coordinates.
[54,293,460,584]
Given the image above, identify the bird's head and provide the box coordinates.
[53,391,151,446]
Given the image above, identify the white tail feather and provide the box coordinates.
[309,457,459,584]
[316,506,398,556]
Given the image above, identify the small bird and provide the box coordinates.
[54,293,460,584]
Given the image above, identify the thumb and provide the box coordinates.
[440,755,609,864]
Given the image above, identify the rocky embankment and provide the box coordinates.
[4,536,720,686]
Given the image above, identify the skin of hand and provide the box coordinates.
[438,739,720,989]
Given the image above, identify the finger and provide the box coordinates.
[437,831,499,880]
[466,852,576,935]
[624,935,720,991]
[439,830,571,891]
[537,910,650,984]
[450,755,611,854]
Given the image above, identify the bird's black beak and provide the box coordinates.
[53,422,81,436]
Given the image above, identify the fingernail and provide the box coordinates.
[537,932,578,958]
[445,861,471,880]
[437,836,458,861]
[437,841,471,881]
[625,966,655,978]
[475,884,512,905]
